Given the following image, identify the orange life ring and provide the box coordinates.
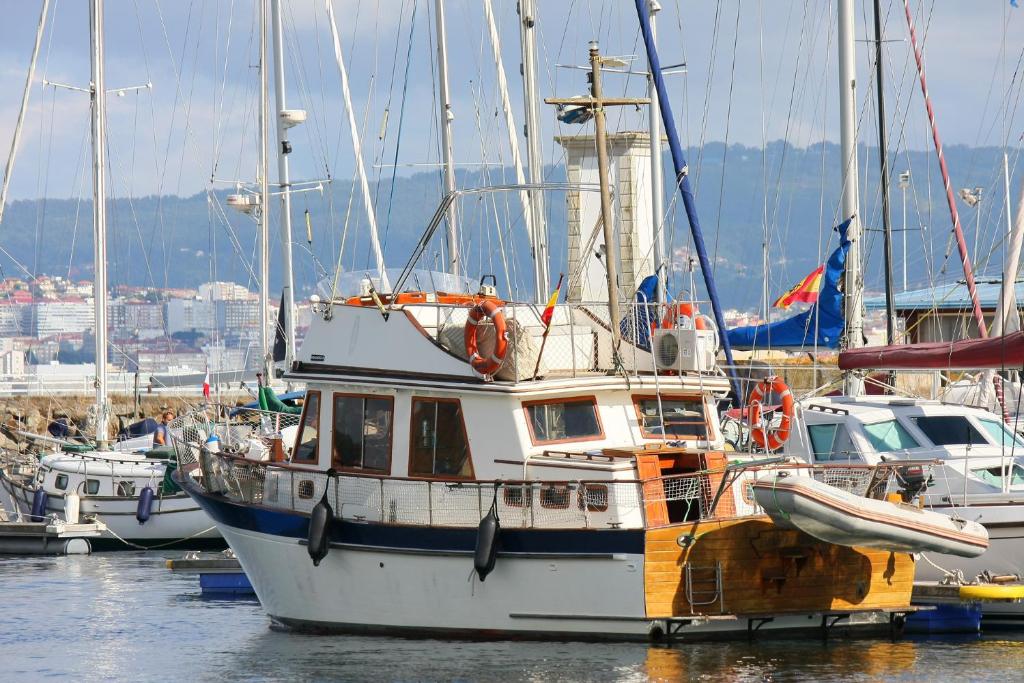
[464,300,508,377]
[746,375,795,451]
[661,302,708,330]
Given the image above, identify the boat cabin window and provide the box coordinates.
[85,479,100,495]
[54,474,68,490]
[524,397,602,444]
[978,419,1024,450]
[332,394,393,473]
[972,464,1024,488]
[634,396,707,439]
[807,423,859,462]
[909,415,985,447]
[293,391,321,464]
[409,398,474,478]
[861,420,920,452]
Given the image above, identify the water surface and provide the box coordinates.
[0,553,1020,681]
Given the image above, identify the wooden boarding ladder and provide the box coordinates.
[684,562,724,614]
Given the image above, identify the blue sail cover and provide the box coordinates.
[726,219,851,350]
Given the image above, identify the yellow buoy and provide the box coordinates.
[959,584,1024,601]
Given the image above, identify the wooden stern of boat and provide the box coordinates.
[643,516,915,619]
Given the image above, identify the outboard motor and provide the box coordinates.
[136,485,155,524]
[307,488,334,567]
[896,464,932,503]
[30,489,48,522]
[474,493,501,582]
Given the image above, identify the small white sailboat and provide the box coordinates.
[752,470,989,558]
[0,0,223,549]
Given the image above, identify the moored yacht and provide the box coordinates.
[169,279,935,640]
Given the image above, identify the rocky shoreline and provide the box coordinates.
[0,392,250,450]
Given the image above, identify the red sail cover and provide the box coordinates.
[838,332,1024,371]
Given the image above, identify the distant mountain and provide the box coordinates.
[0,141,1015,311]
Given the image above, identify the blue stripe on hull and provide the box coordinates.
[180,475,645,556]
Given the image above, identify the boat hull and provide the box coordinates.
[184,476,907,640]
[0,470,222,550]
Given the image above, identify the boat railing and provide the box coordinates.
[170,408,931,530]
[403,299,720,381]
[646,460,937,522]
[190,448,646,530]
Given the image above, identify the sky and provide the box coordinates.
[0,0,1023,202]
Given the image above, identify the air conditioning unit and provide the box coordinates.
[652,328,718,373]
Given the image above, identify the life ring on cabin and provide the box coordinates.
[464,300,508,377]
[746,375,795,451]
[661,302,708,330]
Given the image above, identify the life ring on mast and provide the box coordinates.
[464,300,508,377]
[746,376,795,451]
[661,302,708,330]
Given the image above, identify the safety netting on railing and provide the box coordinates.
[170,407,304,468]
[404,300,720,381]
[171,407,930,531]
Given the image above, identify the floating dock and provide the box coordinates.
[0,519,106,555]
[167,551,255,595]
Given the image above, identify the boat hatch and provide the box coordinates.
[634,447,730,526]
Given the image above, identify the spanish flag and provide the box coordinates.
[540,273,564,327]
[773,264,825,309]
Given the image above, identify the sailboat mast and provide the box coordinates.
[433,0,459,276]
[89,0,109,446]
[839,0,864,396]
[482,0,534,259]
[589,42,623,350]
[258,0,271,380]
[270,0,296,371]
[518,0,549,302]
[646,0,666,305]
[0,0,49,227]
[872,0,896,347]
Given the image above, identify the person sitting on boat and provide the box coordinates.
[154,410,175,446]
[47,415,71,439]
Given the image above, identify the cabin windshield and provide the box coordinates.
[909,415,986,447]
[807,423,860,462]
[978,419,1024,451]
[861,419,921,453]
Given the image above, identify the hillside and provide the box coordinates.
[0,141,1015,311]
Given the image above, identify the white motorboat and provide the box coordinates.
[752,470,989,558]
[0,447,223,550]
